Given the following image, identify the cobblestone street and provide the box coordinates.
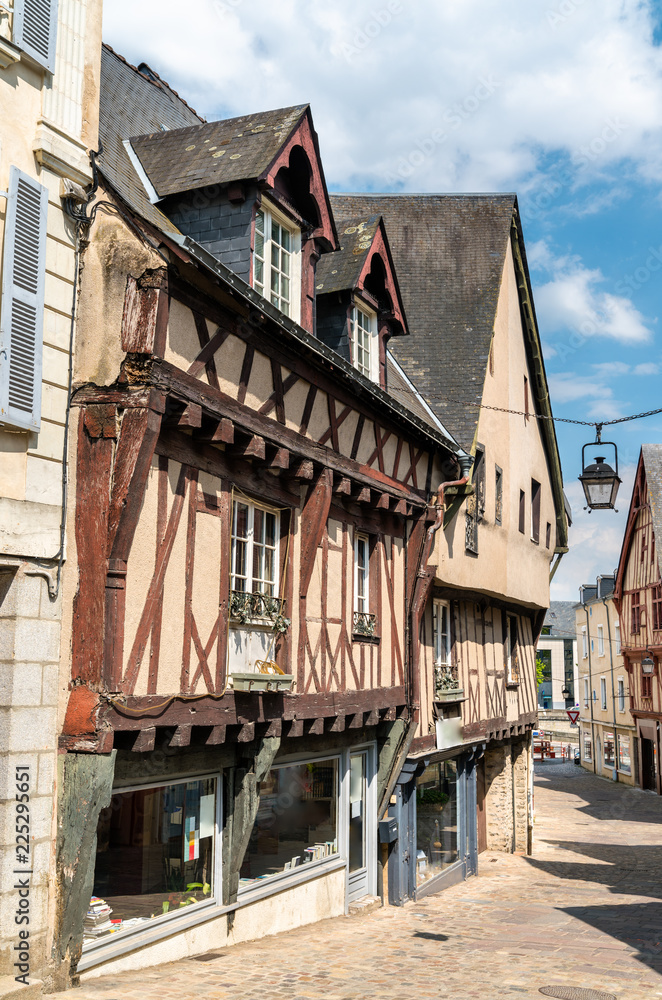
[66,763,662,1000]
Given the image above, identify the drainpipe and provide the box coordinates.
[585,605,597,774]
[602,595,618,780]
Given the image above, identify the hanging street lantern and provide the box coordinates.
[642,652,655,674]
[578,425,622,512]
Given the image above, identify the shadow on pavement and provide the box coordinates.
[412,931,449,942]
[561,902,662,975]
[535,767,662,825]
[525,841,662,899]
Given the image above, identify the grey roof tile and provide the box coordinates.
[329,193,516,450]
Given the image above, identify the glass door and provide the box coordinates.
[347,748,375,903]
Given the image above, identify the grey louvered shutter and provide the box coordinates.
[13,0,59,74]
[0,167,48,432]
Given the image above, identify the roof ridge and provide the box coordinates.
[102,43,204,122]
[331,191,517,199]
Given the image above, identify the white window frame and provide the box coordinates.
[618,677,625,713]
[349,299,379,383]
[433,599,451,666]
[231,497,280,598]
[79,771,222,969]
[597,624,604,656]
[354,532,370,615]
[581,627,588,658]
[584,677,589,707]
[252,198,301,322]
[600,676,607,711]
[615,622,621,655]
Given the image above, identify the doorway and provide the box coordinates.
[347,747,376,903]
[641,737,657,791]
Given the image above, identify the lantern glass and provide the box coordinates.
[579,453,621,511]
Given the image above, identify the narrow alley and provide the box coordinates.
[64,762,662,1000]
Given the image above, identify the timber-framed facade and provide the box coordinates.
[46,45,568,985]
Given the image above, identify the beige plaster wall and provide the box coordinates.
[436,240,556,611]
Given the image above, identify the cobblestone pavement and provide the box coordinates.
[66,762,662,1000]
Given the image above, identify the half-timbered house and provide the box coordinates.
[329,194,569,900]
[52,48,473,981]
[614,444,662,793]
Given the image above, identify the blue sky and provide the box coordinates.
[104,0,662,600]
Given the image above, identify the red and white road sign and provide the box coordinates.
[567,709,580,725]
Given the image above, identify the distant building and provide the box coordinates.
[577,575,636,785]
[537,601,578,709]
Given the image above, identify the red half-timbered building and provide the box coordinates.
[614,444,662,793]
[53,47,472,981]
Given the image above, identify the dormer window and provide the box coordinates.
[253,201,301,322]
[350,303,377,381]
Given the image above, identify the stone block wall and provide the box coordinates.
[0,568,60,987]
[483,735,532,855]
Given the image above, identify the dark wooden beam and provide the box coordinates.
[292,459,314,480]
[229,434,265,460]
[132,728,156,752]
[237,722,255,742]
[334,476,352,496]
[307,718,325,736]
[376,493,390,510]
[139,359,426,506]
[207,725,226,745]
[169,725,191,747]
[268,447,290,470]
[177,403,202,428]
[212,417,234,443]
[299,468,333,598]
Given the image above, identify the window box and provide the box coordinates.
[434,686,465,704]
[231,671,294,693]
[230,590,290,633]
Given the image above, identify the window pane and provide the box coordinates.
[349,754,366,873]
[271,269,280,294]
[88,778,217,945]
[256,210,265,234]
[240,759,338,889]
[281,228,291,252]
[416,760,458,886]
[281,251,290,276]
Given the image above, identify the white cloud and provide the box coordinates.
[591,361,630,377]
[633,362,660,375]
[101,0,662,195]
[551,464,636,601]
[532,241,652,344]
[548,373,610,404]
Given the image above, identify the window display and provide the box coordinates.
[86,776,217,947]
[603,731,615,767]
[240,758,339,889]
[617,734,632,774]
[415,760,459,886]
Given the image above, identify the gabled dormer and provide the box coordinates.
[125,104,338,334]
[315,215,407,388]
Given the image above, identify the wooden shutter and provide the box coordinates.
[13,0,59,74]
[0,167,48,432]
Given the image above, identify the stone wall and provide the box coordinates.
[483,736,531,854]
[0,568,60,988]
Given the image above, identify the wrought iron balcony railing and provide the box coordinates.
[353,612,377,637]
[230,591,290,633]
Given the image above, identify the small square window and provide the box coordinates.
[252,202,300,321]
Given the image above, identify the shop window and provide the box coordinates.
[240,757,339,890]
[85,776,219,949]
[583,734,592,761]
[617,734,632,774]
[415,760,459,887]
[505,614,520,684]
[618,678,625,712]
[603,731,615,767]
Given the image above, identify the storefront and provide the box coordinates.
[79,743,377,973]
[386,747,480,904]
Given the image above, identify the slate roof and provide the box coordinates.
[129,105,309,199]
[643,444,662,569]
[386,352,454,440]
[542,601,579,639]
[316,215,381,294]
[328,193,516,451]
[98,45,202,234]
